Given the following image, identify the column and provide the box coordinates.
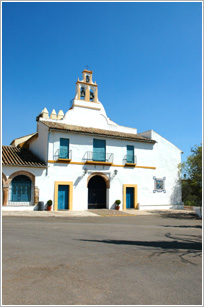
[3,186,9,206]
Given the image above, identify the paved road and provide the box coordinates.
[2,213,202,305]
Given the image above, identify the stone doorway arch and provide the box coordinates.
[87,172,110,189]
[7,170,39,205]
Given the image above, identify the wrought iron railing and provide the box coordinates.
[123,155,137,164]
[54,149,72,160]
[83,151,114,163]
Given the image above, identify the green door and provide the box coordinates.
[127,145,134,163]
[93,139,106,161]
[58,185,69,210]
[126,187,134,209]
[59,138,69,159]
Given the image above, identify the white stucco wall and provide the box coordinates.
[48,130,154,166]
[137,130,182,208]
[29,122,49,163]
[62,99,137,134]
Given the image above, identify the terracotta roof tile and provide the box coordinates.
[42,121,156,143]
[2,146,46,167]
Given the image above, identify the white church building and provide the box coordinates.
[2,69,183,211]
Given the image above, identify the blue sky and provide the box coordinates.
[2,1,202,163]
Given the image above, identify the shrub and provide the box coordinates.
[184,199,201,207]
[115,200,121,205]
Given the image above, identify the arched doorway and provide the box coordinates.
[88,175,106,209]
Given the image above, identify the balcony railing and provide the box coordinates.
[83,151,114,164]
[123,155,137,165]
[54,149,72,161]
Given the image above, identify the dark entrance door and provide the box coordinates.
[88,175,106,209]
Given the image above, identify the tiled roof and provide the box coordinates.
[2,146,46,167]
[42,121,156,143]
[10,132,37,146]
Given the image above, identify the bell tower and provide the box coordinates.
[75,69,98,103]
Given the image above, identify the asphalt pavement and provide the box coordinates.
[2,212,202,305]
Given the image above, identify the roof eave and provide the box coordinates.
[2,163,47,168]
[48,127,156,144]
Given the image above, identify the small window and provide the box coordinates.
[153,177,166,193]
[127,145,134,163]
[59,138,69,159]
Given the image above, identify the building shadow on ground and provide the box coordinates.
[150,210,200,220]
[162,224,202,229]
[78,232,202,264]
[79,238,201,251]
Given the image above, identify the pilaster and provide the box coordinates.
[3,186,9,206]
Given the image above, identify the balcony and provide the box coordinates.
[123,155,137,166]
[54,149,72,162]
[83,151,114,166]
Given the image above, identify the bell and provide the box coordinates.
[90,91,94,100]
[81,88,85,97]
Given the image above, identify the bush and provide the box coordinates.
[182,180,202,207]
[180,144,202,206]
[115,200,121,205]
[184,199,201,207]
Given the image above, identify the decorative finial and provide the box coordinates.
[85,65,90,70]
[50,109,57,119]
[57,110,64,120]
[41,108,49,119]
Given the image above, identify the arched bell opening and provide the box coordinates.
[86,75,90,83]
[88,175,106,209]
[90,89,94,101]
[80,86,85,100]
